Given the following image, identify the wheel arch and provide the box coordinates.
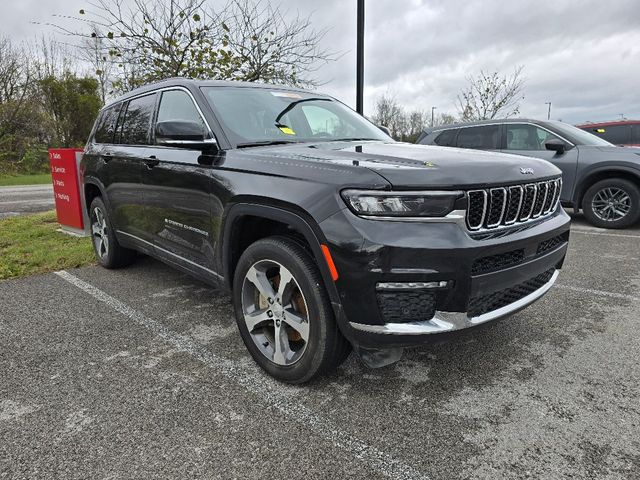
[220,201,342,310]
[574,167,640,209]
[83,177,111,216]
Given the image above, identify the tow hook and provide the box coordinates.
[355,346,404,368]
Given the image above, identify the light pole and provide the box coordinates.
[545,102,552,120]
[356,0,365,115]
[431,106,437,127]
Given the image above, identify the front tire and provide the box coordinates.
[582,178,640,229]
[89,197,136,268]
[232,237,350,384]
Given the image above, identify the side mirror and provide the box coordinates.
[545,138,567,154]
[156,120,216,149]
[378,125,392,137]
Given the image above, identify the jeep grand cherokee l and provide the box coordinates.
[418,119,640,229]
[82,79,570,383]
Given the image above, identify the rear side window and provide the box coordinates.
[434,129,457,146]
[456,125,500,149]
[93,104,121,144]
[119,93,157,145]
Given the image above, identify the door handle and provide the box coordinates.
[144,156,160,168]
[101,153,112,163]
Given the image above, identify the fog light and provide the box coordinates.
[376,281,450,290]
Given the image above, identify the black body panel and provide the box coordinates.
[81,79,571,350]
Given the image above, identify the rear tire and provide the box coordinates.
[89,197,136,269]
[232,236,350,384]
[582,178,640,229]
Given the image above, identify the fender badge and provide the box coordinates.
[520,167,534,175]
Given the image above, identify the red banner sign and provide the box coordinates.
[49,148,85,231]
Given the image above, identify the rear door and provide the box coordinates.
[501,123,578,201]
[106,93,157,242]
[142,88,219,276]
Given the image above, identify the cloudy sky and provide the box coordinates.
[6,0,640,123]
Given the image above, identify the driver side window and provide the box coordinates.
[506,124,560,151]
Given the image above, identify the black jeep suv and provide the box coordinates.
[82,79,570,383]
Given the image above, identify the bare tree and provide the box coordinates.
[223,0,335,87]
[46,0,336,93]
[433,112,457,127]
[406,110,427,143]
[79,26,114,102]
[371,94,403,139]
[0,37,33,141]
[371,95,431,142]
[457,66,525,121]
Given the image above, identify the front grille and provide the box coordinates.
[466,179,562,231]
[537,232,569,255]
[377,290,436,323]
[471,249,525,275]
[467,269,555,317]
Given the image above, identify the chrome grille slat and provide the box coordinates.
[466,190,488,230]
[532,182,547,218]
[486,188,508,228]
[504,186,524,225]
[465,178,561,233]
[543,181,556,214]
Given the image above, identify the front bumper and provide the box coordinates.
[350,269,559,335]
[319,205,571,348]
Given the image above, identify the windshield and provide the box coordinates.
[549,122,613,147]
[202,86,390,146]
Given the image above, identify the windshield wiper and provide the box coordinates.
[236,140,301,148]
[332,137,382,142]
[275,98,331,125]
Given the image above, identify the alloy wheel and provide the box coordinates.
[91,207,109,259]
[591,187,632,222]
[241,260,310,366]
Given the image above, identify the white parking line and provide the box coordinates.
[556,284,640,302]
[0,200,55,205]
[54,269,429,480]
[570,229,640,239]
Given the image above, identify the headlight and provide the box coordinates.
[341,190,463,217]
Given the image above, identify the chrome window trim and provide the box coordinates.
[430,121,576,148]
[95,85,218,147]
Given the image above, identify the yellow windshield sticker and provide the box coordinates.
[596,128,606,133]
[279,126,296,135]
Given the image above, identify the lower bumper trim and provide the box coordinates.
[349,270,560,335]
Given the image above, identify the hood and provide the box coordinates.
[256,141,562,189]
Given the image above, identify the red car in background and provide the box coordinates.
[577,120,640,147]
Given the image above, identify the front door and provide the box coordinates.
[142,89,219,277]
[501,123,579,201]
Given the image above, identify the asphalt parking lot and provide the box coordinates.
[0,185,55,219]
[1,213,639,480]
